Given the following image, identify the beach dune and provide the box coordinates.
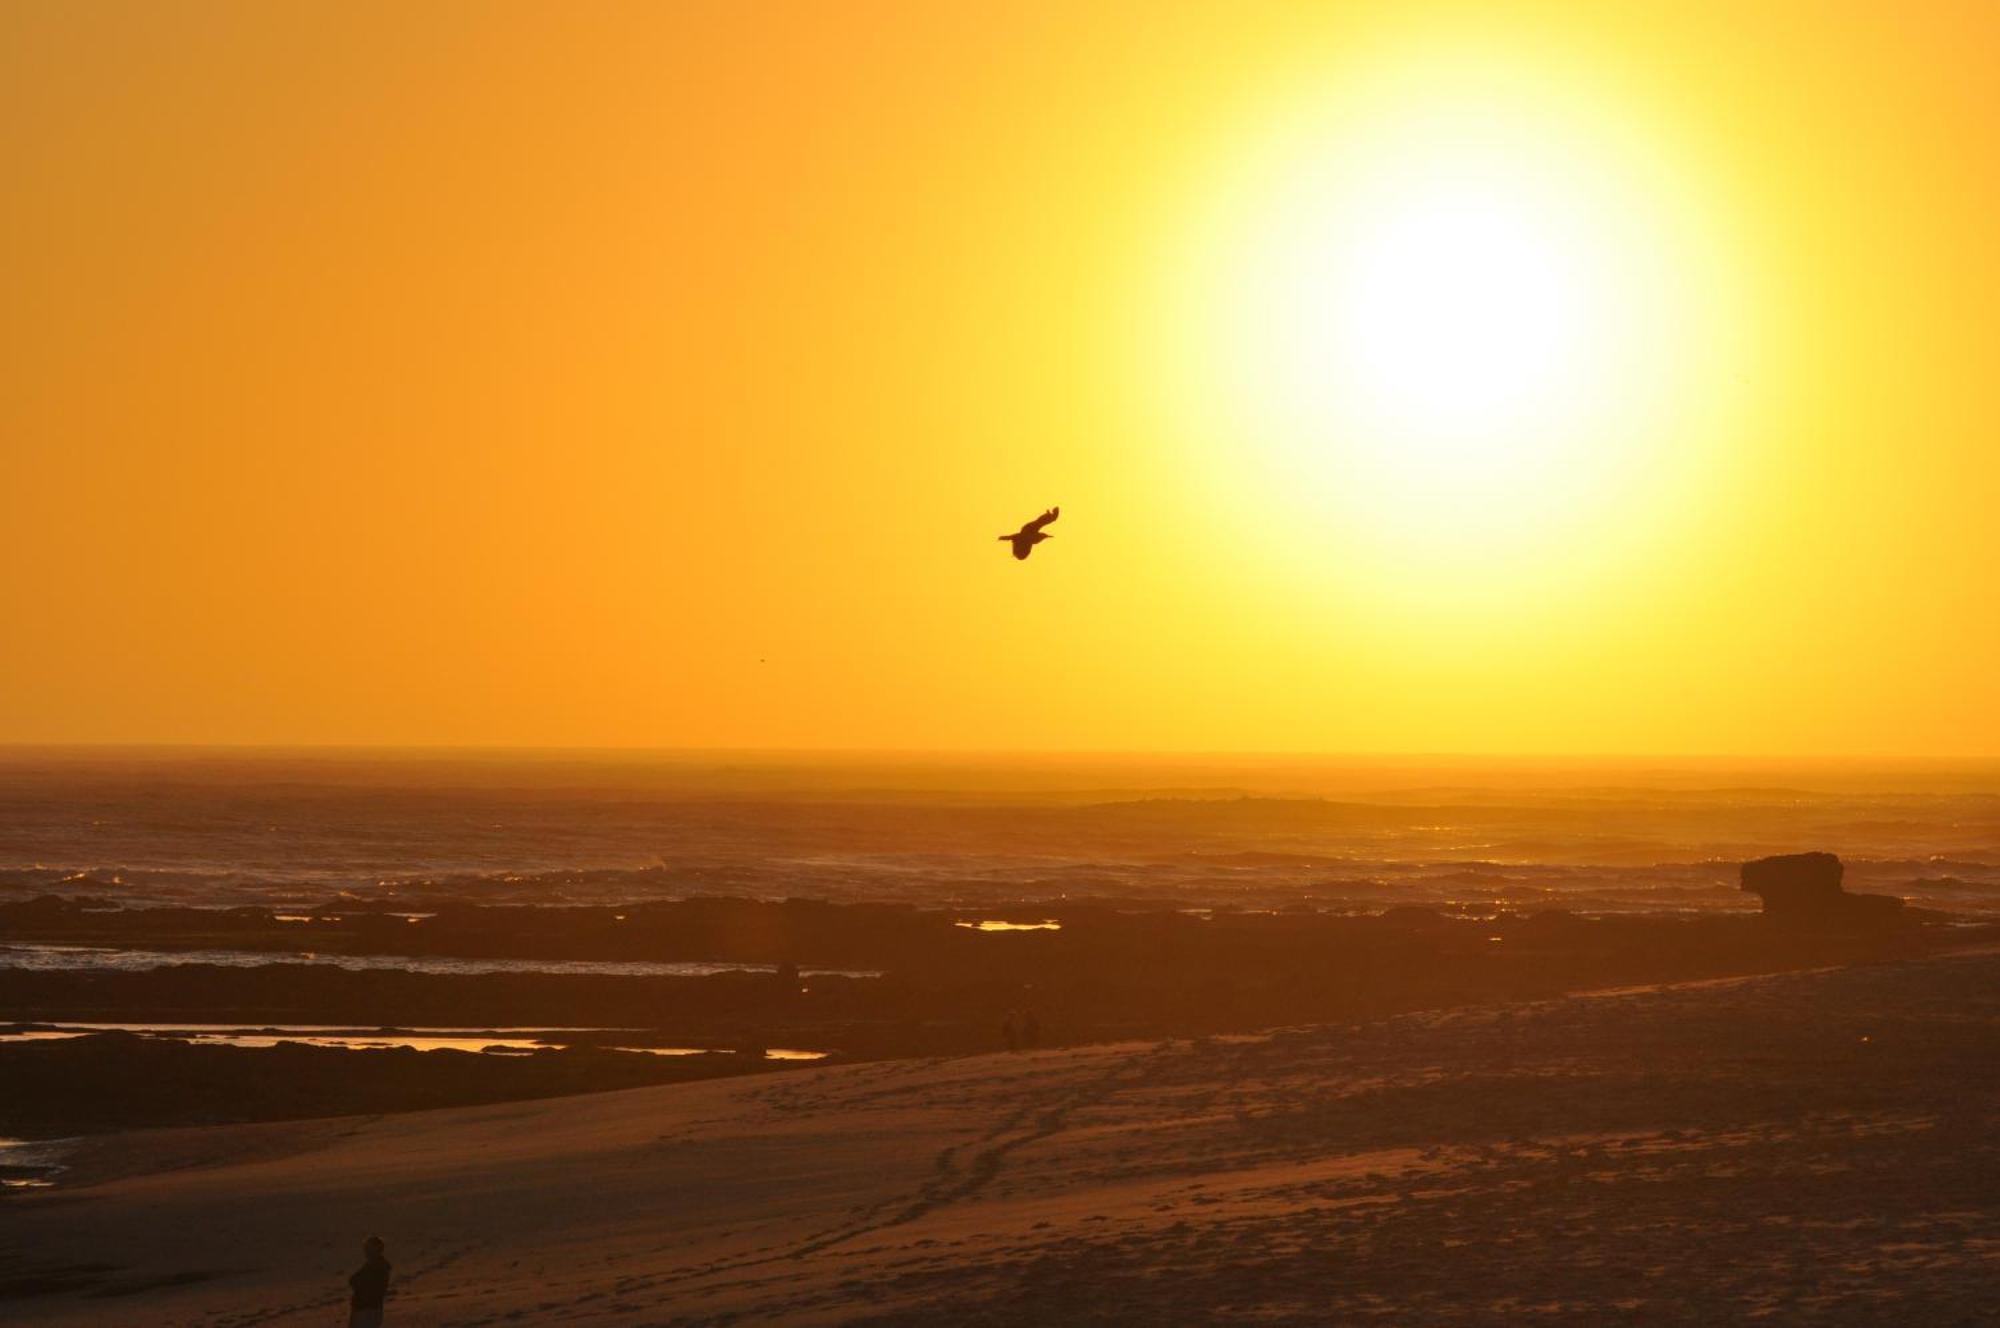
[4,952,1995,1325]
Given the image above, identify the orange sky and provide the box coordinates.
[4,2,1996,754]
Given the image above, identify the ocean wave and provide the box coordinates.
[4,755,1999,914]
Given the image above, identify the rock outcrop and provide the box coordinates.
[1740,852,1904,927]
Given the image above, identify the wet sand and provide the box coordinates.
[3,951,1995,1324]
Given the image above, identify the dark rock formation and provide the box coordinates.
[1740,853,1905,927]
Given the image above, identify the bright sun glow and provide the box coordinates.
[1157,53,1745,611]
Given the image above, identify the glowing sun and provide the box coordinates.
[1158,54,1743,606]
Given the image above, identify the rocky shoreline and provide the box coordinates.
[6,861,1992,1142]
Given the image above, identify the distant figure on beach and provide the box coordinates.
[1021,1009,1040,1049]
[999,506,1060,560]
[348,1235,392,1327]
[1002,1010,1020,1052]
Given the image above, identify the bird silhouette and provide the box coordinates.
[999,506,1060,560]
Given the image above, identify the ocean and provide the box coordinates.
[4,749,1999,917]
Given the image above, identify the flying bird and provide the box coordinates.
[999,506,1060,560]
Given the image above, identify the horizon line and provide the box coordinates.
[3,741,1999,766]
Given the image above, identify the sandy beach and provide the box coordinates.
[5,949,1994,1325]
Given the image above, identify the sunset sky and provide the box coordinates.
[5,2,1996,754]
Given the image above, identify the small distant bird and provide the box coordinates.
[999,506,1060,560]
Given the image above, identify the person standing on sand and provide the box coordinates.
[347,1234,391,1327]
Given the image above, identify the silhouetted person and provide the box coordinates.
[348,1235,391,1327]
[999,506,1060,560]
[1002,1011,1020,1052]
[1021,1010,1040,1048]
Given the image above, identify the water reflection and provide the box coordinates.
[609,1045,828,1061]
[274,913,433,923]
[954,919,1061,932]
[0,944,880,980]
[0,1023,828,1060]
[0,1137,71,1191]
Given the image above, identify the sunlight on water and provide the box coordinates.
[0,1137,72,1191]
[0,945,881,980]
[5,756,2000,920]
[0,1023,831,1059]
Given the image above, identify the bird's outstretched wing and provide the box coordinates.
[998,506,1059,559]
